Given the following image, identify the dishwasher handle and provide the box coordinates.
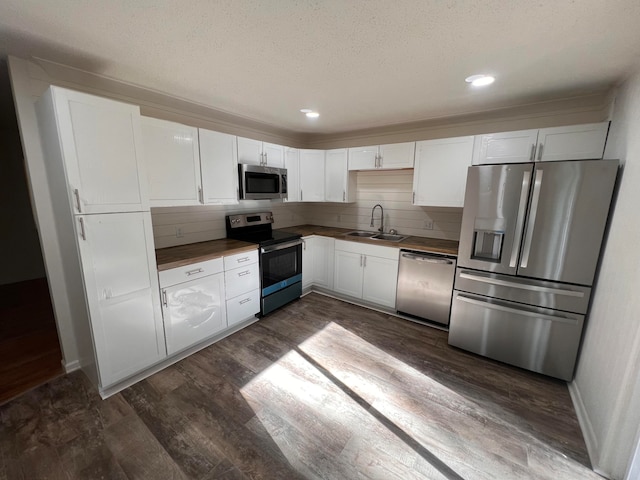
[401,252,454,265]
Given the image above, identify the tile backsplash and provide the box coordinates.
[151,169,462,249]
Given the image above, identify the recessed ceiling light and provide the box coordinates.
[300,108,312,113]
[305,111,320,118]
[465,74,495,87]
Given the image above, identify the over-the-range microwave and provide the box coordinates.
[238,164,288,200]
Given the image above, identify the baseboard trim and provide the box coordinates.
[62,359,81,373]
[98,315,259,399]
[568,381,609,476]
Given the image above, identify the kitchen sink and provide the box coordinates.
[370,233,408,242]
[345,231,377,237]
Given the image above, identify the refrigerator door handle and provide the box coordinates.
[455,293,579,325]
[458,272,585,297]
[509,169,532,267]
[520,168,543,268]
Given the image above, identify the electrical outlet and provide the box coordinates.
[425,220,434,230]
[175,227,184,238]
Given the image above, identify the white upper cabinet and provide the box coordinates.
[140,117,202,207]
[378,142,415,169]
[348,145,379,170]
[348,142,415,170]
[472,122,609,165]
[472,129,539,165]
[284,147,300,202]
[535,123,609,162]
[299,149,325,202]
[237,136,285,167]
[199,129,239,204]
[413,136,474,207]
[38,86,148,214]
[325,148,356,203]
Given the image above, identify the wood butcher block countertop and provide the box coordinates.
[277,225,459,256]
[155,239,257,271]
[155,225,458,271]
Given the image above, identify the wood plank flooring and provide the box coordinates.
[0,278,63,405]
[0,293,597,479]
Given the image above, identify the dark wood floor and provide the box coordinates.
[0,278,63,405]
[0,293,598,479]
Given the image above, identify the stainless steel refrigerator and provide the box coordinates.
[449,159,618,380]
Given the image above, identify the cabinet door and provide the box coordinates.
[413,136,474,207]
[75,212,165,388]
[299,149,325,202]
[379,142,415,169]
[302,236,314,289]
[348,146,378,170]
[325,148,348,202]
[362,255,399,308]
[42,86,148,214]
[472,129,539,165]
[237,136,263,165]
[162,273,227,355]
[199,129,239,204]
[536,123,608,162]
[284,147,300,202]
[313,236,335,290]
[141,117,202,207]
[333,250,363,298]
[263,142,285,168]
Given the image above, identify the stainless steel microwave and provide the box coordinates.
[238,164,288,200]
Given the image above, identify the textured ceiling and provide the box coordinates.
[1,0,640,134]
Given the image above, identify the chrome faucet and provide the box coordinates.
[370,204,384,233]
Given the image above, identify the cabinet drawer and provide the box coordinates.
[224,249,258,270]
[159,257,224,287]
[225,263,260,299]
[227,289,260,327]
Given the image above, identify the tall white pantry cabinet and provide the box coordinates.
[36,86,166,393]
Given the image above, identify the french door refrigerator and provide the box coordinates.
[449,159,618,380]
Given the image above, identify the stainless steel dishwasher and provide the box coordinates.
[396,249,457,326]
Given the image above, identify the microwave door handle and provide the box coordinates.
[509,169,531,268]
[520,168,543,268]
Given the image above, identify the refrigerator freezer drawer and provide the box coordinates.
[448,292,584,381]
[455,269,591,314]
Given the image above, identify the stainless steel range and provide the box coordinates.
[226,212,302,315]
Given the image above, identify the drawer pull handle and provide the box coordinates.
[239,298,251,304]
[186,268,204,276]
[237,257,250,263]
[238,270,250,277]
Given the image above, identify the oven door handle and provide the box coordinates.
[261,239,303,254]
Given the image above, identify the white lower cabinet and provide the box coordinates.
[159,258,227,355]
[302,236,335,290]
[224,249,260,326]
[333,240,399,309]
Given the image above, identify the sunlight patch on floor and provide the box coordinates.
[240,321,600,479]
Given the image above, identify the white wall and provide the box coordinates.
[302,170,462,240]
[570,67,640,480]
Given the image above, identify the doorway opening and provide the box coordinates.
[0,60,63,405]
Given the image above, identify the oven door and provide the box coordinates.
[260,240,303,296]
